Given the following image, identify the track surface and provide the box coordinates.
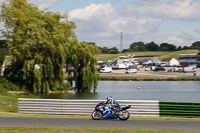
[0,117,200,130]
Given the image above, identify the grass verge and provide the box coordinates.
[1,128,200,133]
[1,111,200,121]
[0,93,38,113]
[1,94,200,120]
[97,50,198,61]
[99,76,200,81]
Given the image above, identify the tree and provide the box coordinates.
[129,41,146,51]
[182,46,190,50]
[101,47,110,54]
[0,0,76,93]
[0,50,5,74]
[190,41,200,50]
[109,47,119,54]
[160,43,176,51]
[66,42,99,93]
[145,42,159,51]
[0,40,7,48]
[1,0,100,93]
[177,46,182,51]
[122,49,133,53]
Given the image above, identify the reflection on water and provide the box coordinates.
[40,92,98,99]
[40,81,200,102]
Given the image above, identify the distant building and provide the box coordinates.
[161,58,179,67]
[179,54,200,67]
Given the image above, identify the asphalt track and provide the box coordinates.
[1,117,200,130]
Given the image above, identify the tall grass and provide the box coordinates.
[0,128,200,133]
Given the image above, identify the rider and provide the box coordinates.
[105,96,119,111]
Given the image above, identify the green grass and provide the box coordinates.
[158,50,198,60]
[2,94,200,121]
[97,51,169,61]
[0,77,21,93]
[0,95,18,113]
[0,128,200,133]
[0,93,39,113]
[5,50,198,63]
[2,111,200,120]
[99,76,200,81]
[97,50,198,61]
[1,93,200,120]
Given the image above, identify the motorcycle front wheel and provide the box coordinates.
[91,111,102,120]
[118,110,130,120]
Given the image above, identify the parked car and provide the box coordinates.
[126,68,137,73]
[126,65,137,73]
[99,66,112,73]
[168,69,173,72]
[153,67,165,71]
[144,66,151,71]
[173,66,184,72]
[183,67,196,73]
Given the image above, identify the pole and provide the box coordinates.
[120,32,123,52]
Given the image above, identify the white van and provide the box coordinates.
[99,67,112,73]
[126,65,137,73]
[126,68,137,73]
[183,67,196,73]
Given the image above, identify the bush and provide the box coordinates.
[0,77,21,92]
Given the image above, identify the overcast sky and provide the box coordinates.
[1,0,200,49]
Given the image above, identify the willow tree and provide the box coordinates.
[66,42,99,93]
[0,0,76,93]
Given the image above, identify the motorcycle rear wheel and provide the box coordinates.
[118,110,130,120]
[91,111,102,120]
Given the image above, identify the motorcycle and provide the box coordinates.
[91,102,131,120]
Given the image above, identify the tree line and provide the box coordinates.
[0,0,99,93]
[99,41,200,54]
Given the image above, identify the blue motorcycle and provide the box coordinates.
[91,102,131,120]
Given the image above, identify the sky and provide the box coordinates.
[1,0,200,49]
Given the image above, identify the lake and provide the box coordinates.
[41,81,200,102]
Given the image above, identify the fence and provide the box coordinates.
[160,101,200,117]
[18,98,160,117]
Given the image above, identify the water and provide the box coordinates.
[41,81,200,102]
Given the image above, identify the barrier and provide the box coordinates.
[18,98,160,117]
[160,101,200,117]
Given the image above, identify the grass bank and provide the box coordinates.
[5,50,198,63]
[0,77,38,113]
[97,50,198,61]
[99,76,200,81]
[1,93,200,121]
[0,94,38,113]
[1,127,200,133]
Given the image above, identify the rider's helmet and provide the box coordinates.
[107,96,113,104]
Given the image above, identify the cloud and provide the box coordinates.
[69,3,115,20]
[68,0,200,48]
[126,0,200,21]
[0,0,5,3]
[1,0,200,48]
[69,3,116,38]
[68,3,161,48]
[28,0,60,9]
[167,36,184,45]
[0,0,59,10]
[194,28,200,33]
